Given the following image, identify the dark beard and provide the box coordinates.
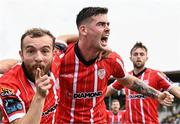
[22,62,50,83]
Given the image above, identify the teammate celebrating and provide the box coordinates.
[106,42,180,123]
[0,28,61,124]
[56,7,174,123]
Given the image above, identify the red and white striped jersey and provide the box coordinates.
[111,68,174,124]
[106,110,126,124]
[56,43,127,123]
[0,52,61,124]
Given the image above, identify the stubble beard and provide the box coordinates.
[134,62,145,69]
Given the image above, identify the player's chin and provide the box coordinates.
[101,46,108,51]
[99,43,107,49]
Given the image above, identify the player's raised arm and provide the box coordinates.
[117,74,174,106]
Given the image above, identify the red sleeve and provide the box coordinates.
[156,71,173,91]
[109,52,127,79]
[111,80,124,90]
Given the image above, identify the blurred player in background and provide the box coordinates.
[106,99,125,124]
[106,42,180,124]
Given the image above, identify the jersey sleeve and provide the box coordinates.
[55,40,67,53]
[0,83,26,122]
[111,80,124,91]
[156,71,174,91]
[109,52,128,79]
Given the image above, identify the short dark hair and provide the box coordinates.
[76,7,108,28]
[21,28,55,50]
[130,42,148,55]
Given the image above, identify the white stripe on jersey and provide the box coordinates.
[9,90,26,122]
[112,115,114,123]
[28,79,36,92]
[9,113,25,123]
[118,114,120,123]
[70,55,79,124]
[16,90,26,114]
[90,64,98,124]
[128,89,133,124]
[157,72,173,91]
[0,98,2,105]
[59,53,65,59]
[128,73,133,123]
[50,72,58,124]
[157,72,171,85]
[140,73,145,124]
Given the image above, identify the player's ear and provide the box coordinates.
[79,25,87,35]
[130,56,133,62]
[19,50,23,60]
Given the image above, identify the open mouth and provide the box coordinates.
[101,36,108,47]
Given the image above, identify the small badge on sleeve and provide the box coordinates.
[3,97,23,115]
[0,87,15,97]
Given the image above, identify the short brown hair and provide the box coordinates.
[21,28,55,50]
[130,42,147,55]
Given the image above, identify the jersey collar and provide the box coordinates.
[133,68,147,77]
[74,42,98,67]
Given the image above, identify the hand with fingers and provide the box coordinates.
[158,91,174,106]
[35,68,52,98]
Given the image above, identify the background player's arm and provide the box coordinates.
[56,34,78,45]
[169,86,180,99]
[117,74,174,106]
[0,34,78,74]
[11,68,51,124]
[0,59,20,74]
[160,72,180,99]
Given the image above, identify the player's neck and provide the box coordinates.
[133,67,146,75]
[112,111,118,115]
[78,40,99,62]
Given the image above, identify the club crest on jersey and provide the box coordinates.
[3,97,23,115]
[0,87,15,97]
[98,69,106,79]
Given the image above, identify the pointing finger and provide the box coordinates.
[35,68,42,81]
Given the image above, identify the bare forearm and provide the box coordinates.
[129,80,160,99]
[56,34,78,44]
[118,75,160,99]
[0,59,20,73]
[169,86,180,99]
[12,94,45,124]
